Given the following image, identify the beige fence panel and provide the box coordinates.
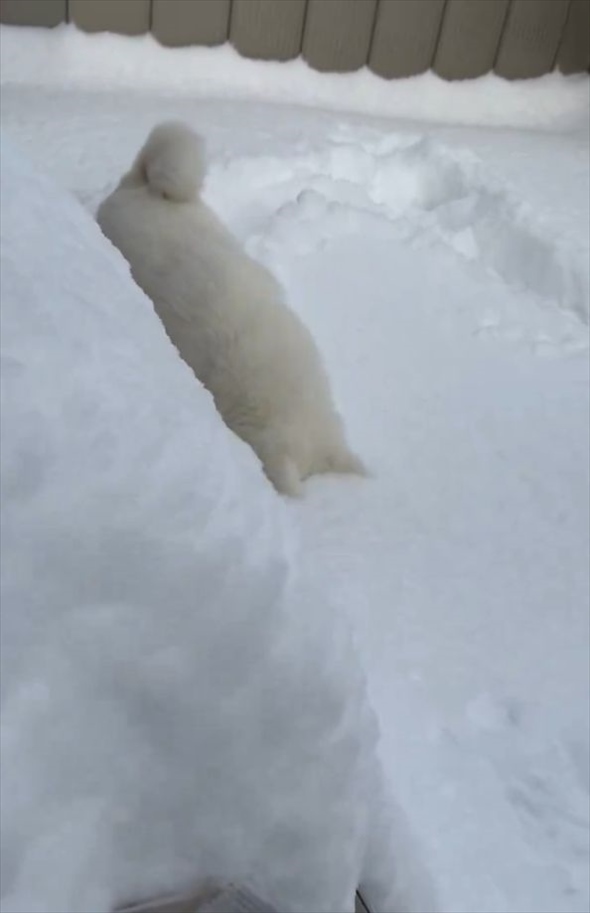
[434,0,510,79]
[303,0,378,73]
[1,0,588,78]
[152,0,230,48]
[230,0,307,61]
[495,0,571,79]
[0,0,66,27]
[558,0,590,72]
[369,0,445,79]
[69,0,150,36]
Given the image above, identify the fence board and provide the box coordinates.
[558,0,590,72]
[495,0,571,78]
[303,0,378,72]
[0,0,65,26]
[152,0,230,47]
[69,0,150,35]
[3,0,586,78]
[370,0,445,78]
[434,0,510,79]
[230,0,307,60]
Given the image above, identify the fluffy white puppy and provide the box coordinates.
[97,122,365,496]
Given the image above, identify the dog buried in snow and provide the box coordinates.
[97,122,365,496]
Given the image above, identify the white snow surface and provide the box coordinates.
[0,137,422,913]
[1,26,589,913]
[1,24,589,132]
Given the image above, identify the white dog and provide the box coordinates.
[97,122,365,496]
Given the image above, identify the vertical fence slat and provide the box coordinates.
[4,0,586,79]
[69,0,150,35]
[230,0,307,60]
[495,0,571,79]
[303,0,378,73]
[370,0,445,78]
[434,0,510,79]
[152,0,230,47]
[558,0,590,72]
[0,0,66,26]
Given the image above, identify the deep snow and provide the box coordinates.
[1,24,589,913]
[0,133,422,913]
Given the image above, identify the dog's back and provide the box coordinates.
[97,122,365,496]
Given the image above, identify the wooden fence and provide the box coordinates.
[1,0,589,79]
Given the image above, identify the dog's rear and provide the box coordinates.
[122,121,207,203]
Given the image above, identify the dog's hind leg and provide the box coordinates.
[317,446,368,479]
[263,453,303,498]
[253,434,303,498]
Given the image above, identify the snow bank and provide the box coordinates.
[0,134,428,913]
[1,24,588,132]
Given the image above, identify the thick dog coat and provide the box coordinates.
[97,122,365,496]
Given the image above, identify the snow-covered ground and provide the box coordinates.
[1,122,416,913]
[1,25,589,913]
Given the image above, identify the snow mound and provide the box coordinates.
[0,134,431,913]
[209,134,588,355]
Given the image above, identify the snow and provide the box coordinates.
[1,24,589,132]
[1,24,589,913]
[0,135,425,913]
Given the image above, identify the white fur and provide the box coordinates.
[97,121,365,496]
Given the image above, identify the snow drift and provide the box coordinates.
[0,134,431,913]
[1,24,588,132]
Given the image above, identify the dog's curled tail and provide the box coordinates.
[136,121,206,203]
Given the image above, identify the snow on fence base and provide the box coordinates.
[1,0,589,79]
[1,24,588,132]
